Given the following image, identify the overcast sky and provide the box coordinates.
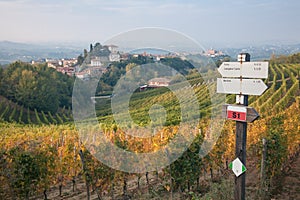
[0,0,299,47]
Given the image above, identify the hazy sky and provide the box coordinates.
[0,0,299,47]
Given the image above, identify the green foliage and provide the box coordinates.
[265,116,288,182]
[96,56,196,94]
[271,52,300,64]
[8,106,16,122]
[260,66,286,113]
[8,147,43,199]
[36,147,56,198]
[84,49,88,59]
[0,106,9,119]
[252,64,277,108]
[78,148,116,199]
[198,179,234,200]
[18,105,24,123]
[160,57,194,75]
[125,62,137,72]
[274,80,299,112]
[62,113,70,122]
[90,43,110,57]
[41,111,50,124]
[0,57,299,199]
[48,111,57,124]
[34,108,42,125]
[27,107,31,124]
[77,54,84,65]
[56,113,64,124]
[167,134,204,191]
[0,61,74,113]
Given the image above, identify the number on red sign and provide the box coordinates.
[232,112,240,119]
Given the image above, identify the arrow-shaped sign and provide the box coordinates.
[222,104,259,123]
[217,78,268,95]
[218,62,268,78]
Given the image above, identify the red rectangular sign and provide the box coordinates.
[227,106,247,122]
[227,110,247,121]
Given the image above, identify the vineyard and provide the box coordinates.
[0,62,299,199]
[0,96,73,124]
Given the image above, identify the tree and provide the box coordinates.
[0,62,74,114]
[94,42,101,48]
[125,63,137,72]
[84,49,88,59]
[15,70,37,108]
[77,54,84,65]
[36,75,59,113]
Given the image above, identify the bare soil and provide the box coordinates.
[272,153,300,200]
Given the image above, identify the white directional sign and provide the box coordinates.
[229,158,247,177]
[218,62,268,78]
[217,78,268,95]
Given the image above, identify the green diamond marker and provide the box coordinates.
[229,162,233,169]
[229,158,247,177]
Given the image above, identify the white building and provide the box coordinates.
[91,57,102,66]
[148,78,171,87]
[105,45,118,53]
[109,53,120,62]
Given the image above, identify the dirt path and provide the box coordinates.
[272,153,300,200]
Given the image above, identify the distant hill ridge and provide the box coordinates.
[0,41,83,64]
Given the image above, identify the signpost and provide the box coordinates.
[226,105,247,122]
[222,105,260,123]
[217,78,268,95]
[218,62,268,78]
[217,53,269,200]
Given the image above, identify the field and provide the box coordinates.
[0,62,299,199]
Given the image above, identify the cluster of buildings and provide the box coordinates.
[203,48,225,57]
[31,44,121,80]
[46,58,77,76]
[30,45,227,81]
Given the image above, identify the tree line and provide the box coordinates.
[0,62,74,114]
[270,52,300,64]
